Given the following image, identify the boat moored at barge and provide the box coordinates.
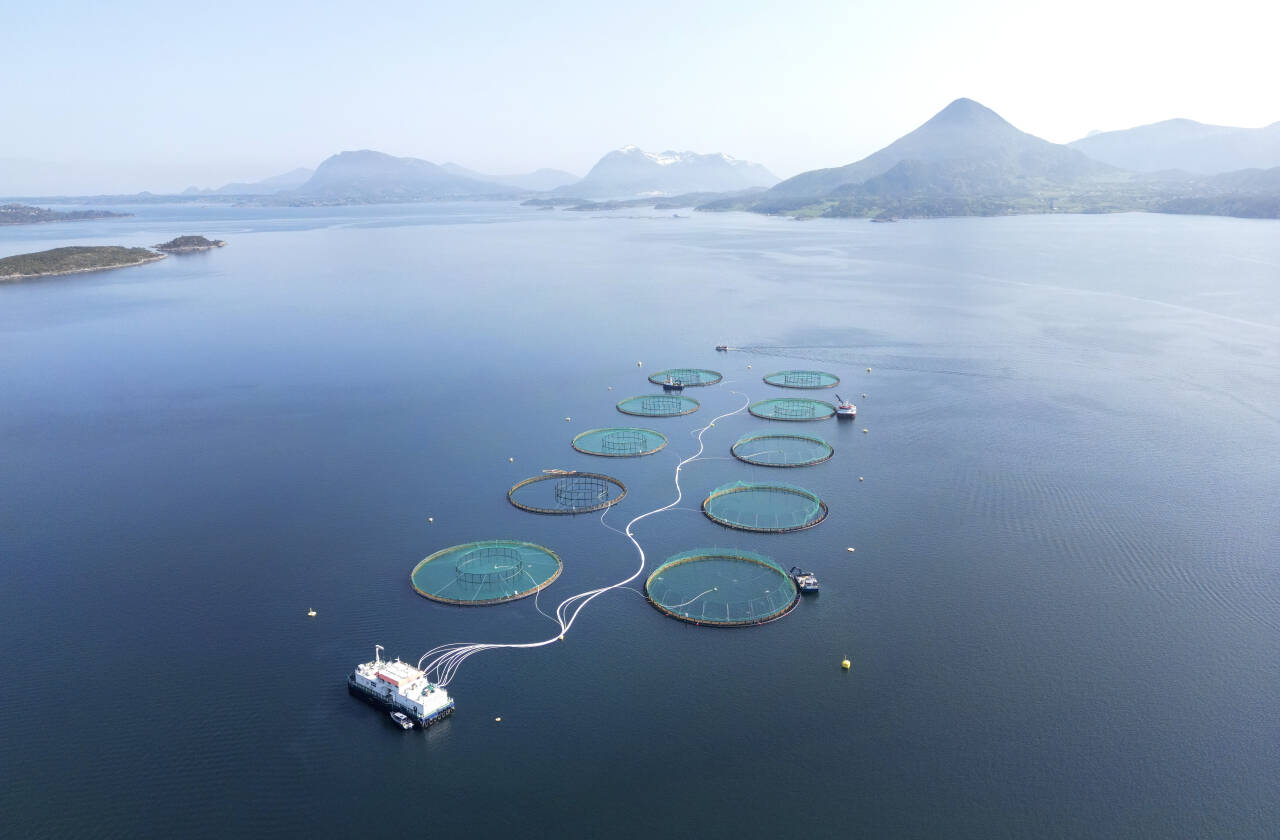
[789,566,820,593]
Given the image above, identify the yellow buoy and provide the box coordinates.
[428,517,434,523]
[858,476,863,481]
[495,716,502,722]
[841,657,851,670]
[862,428,868,434]
[637,361,642,367]
[558,634,564,641]
[746,364,752,369]
[508,457,514,462]
[307,608,316,617]
[866,367,871,373]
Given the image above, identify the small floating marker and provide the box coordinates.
[858,476,864,481]
[494,716,502,722]
[509,457,514,462]
[607,386,614,391]
[564,416,571,422]
[862,428,868,433]
[637,361,643,367]
[841,657,851,670]
[307,608,316,617]
[846,547,855,552]
[861,393,867,398]
[427,517,434,523]
[558,634,564,641]
[866,367,871,372]
[746,364,752,369]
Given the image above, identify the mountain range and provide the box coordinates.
[769,99,1111,198]
[702,98,1280,219]
[287,150,511,201]
[440,163,578,192]
[554,146,778,198]
[245,147,776,203]
[8,101,1279,220]
[175,147,774,203]
[183,168,314,196]
[1069,119,1280,174]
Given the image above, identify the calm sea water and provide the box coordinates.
[1,204,1277,838]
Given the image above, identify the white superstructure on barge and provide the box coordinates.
[348,645,455,726]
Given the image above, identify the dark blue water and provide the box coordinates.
[2,204,1277,838]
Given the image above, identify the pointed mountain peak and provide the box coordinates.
[926,98,1011,128]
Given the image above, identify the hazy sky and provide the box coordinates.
[4,0,1278,193]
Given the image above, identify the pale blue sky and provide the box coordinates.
[4,0,1277,193]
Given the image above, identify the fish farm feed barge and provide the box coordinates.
[789,566,820,593]
[348,645,454,727]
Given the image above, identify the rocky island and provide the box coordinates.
[0,203,131,225]
[154,235,227,252]
[0,246,164,282]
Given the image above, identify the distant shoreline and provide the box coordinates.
[0,203,132,226]
[0,253,166,283]
[0,216,128,227]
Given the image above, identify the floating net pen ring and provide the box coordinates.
[411,540,562,606]
[616,394,700,418]
[701,480,828,533]
[646,368,723,387]
[571,427,668,457]
[762,370,840,389]
[508,471,627,514]
[747,397,836,422]
[644,549,800,626]
[730,433,834,467]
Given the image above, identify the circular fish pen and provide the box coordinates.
[702,480,828,532]
[411,540,562,605]
[763,369,840,389]
[572,427,668,457]
[616,394,700,418]
[731,433,834,467]
[646,368,723,387]
[645,549,799,626]
[508,471,627,514]
[748,397,836,422]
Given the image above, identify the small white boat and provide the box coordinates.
[835,394,856,418]
[389,711,414,730]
